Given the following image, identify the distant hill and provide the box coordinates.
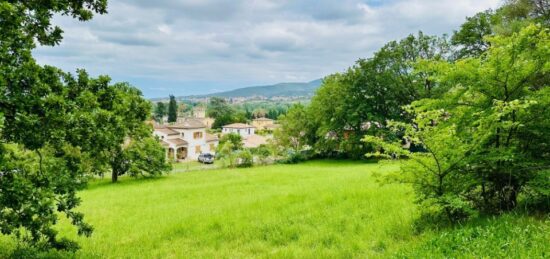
[161,79,322,101]
[203,79,322,98]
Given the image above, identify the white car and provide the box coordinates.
[198,153,215,164]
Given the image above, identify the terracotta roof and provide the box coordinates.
[222,123,255,129]
[206,133,219,142]
[166,138,188,146]
[253,117,273,122]
[154,128,180,135]
[168,119,206,129]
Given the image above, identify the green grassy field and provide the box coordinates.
[1,160,548,258]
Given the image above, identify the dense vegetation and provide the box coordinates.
[275,0,549,222]
[0,0,170,253]
[1,161,547,258]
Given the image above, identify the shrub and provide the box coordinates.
[278,149,306,164]
[236,150,253,168]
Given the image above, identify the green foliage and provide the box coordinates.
[365,24,550,222]
[216,133,245,168]
[0,0,171,252]
[218,133,243,151]
[167,95,178,123]
[207,97,237,129]
[251,144,273,165]
[451,10,494,59]
[125,137,173,178]
[274,104,317,152]
[154,102,166,123]
[274,32,451,159]
[236,149,254,168]
[0,0,109,249]
[277,149,307,164]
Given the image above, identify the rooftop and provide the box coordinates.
[154,127,180,135]
[168,119,206,129]
[166,138,188,146]
[222,123,255,129]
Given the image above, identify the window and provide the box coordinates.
[181,132,184,137]
[195,145,201,154]
[193,132,203,139]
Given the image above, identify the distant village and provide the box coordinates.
[152,104,280,162]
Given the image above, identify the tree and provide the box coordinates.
[154,102,166,123]
[207,97,232,118]
[207,97,235,129]
[116,136,172,179]
[365,24,550,222]
[168,95,178,123]
[218,133,244,151]
[0,0,110,251]
[451,11,494,59]
[274,104,317,151]
[307,32,451,158]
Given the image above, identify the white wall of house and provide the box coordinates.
[222,127,255,138]
[154,127,218,161]
[171,128,217,160]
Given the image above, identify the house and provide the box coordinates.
[252,117,276,130]
[222,123,256,138]
[153,119,219,161]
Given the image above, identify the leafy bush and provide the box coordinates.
[278,149,307,164]
[236,150,253,168]
[365,24,550,223]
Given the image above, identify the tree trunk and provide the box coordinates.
[112,169,118,183]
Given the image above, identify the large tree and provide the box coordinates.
[0,0,169,252]
[207,97,236,129]
[0,0,108,251]
[365,24,550,221]
[306,32,450,158]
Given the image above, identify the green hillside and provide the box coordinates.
[184,79,323,99]
[2,161,547,258]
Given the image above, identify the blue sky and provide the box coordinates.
[33,0,500,98]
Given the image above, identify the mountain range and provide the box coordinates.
[162,79,323,101]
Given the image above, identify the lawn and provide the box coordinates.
[1,160,548,258]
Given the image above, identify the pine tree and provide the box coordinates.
[168,95,178,123]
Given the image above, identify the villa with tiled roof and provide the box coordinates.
[153,119,218,161]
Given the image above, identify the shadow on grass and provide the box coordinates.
[85,175,171,191]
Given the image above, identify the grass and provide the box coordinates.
[171,160,221,173]
[1,160,548,258]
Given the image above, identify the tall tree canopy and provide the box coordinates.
[287,32,451,158]
[366,24,549,222]
[0,0,170,252]
[207,97,236,129]
[167,95,178,123]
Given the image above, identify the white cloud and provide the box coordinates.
[33,0,501,97]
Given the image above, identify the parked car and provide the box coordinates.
[198,153,215,164]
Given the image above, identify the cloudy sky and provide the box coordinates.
[34,0,500,98]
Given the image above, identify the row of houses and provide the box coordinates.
[153,117,279,162]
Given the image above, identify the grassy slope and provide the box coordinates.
[1,161,548,258]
